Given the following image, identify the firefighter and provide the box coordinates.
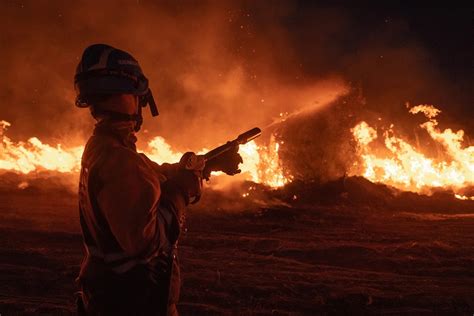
[74,44,242,315]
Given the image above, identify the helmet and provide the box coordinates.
[74,44,159,128]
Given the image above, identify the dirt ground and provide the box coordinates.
[0,178,473,315]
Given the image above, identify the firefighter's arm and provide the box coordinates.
[97,147,164,257]
[140,152,203,206]
[97,149,201,257]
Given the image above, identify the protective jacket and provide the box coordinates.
[77,119,185,315]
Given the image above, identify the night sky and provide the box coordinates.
[265,2,473,123]
[293,4,472,89]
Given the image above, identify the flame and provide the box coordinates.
[145,136,183,164]
[0,120,83,173]
[455,194,474,201]
[0,121,289,188]
[351,105,474,199]
[239,135,292,187]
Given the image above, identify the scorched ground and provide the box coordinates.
[0,173,472,315]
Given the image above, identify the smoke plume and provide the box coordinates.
[0,1,471,181]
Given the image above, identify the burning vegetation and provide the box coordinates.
[0,120,290,188]
[351,105,473,199]
[1,99,472,200]
[0,2,473,314]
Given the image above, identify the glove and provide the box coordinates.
[203,144,243,180]
[166,152,204,205]
[179,152,205,171]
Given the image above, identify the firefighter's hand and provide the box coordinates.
[179,152,205,171]
[203,145,243,179]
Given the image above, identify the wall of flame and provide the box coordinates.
[350,105,473,199]
[1,104,472,199]
[0,120,290,188]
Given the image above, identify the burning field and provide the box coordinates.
[0,174,474,315]
[1,93,473,315]
[0,1,473,315]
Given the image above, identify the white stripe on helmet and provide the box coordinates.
[88,47,113,70]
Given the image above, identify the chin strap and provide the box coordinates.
[146,90,159,117]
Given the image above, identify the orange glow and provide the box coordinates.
[351,105,473,199]
[145,136,183,164]
[0,120,83,174]
[0,121,290,188]
[239,136,292,188]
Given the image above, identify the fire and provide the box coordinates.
[0,120,83,174]
[455,194,474,201]
[239,135,292,187]
[146,134,291,188]
[351,105,474,198]
[145,136,183,164]
[0,121,290,188]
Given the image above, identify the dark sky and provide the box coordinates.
[236,2,473,131]
[289,3,472,111]
[313,3,472,131]
[0,0,472,146]
[292,4,472,86]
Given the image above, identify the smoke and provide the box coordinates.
[0,1,471,173]
[275,90,364,183]
[0,1,338,148]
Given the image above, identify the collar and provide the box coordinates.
[93,118,138,150]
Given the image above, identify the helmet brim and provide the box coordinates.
[75,75,149,97]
